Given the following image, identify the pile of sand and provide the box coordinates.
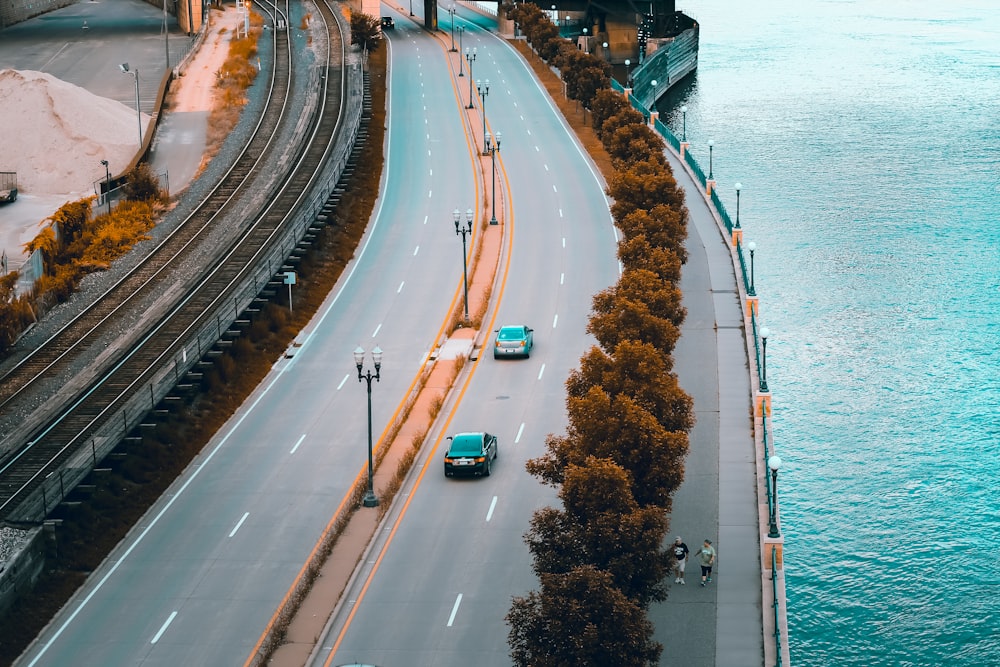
[0,69,150,195]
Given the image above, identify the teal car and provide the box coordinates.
[493,325,534,359]
[444,432,498,477]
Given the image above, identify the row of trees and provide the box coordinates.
[0,164,164,357]
[504,5,696,666]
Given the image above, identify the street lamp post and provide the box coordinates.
[448,5,457,51]
[747,240,756,296]
[465,48,476,108]
[485,131,501,225]
[120,63,142,146]
[680,104,688,142]
[759,326,770,393]
[454,208,473,320]
[354,345,383,508]
[734,182,742,229]
[708,140,714,179]
[477,79,490,154]
[767,455,782,538]
[100,160,111,215]
[457,26,465,76]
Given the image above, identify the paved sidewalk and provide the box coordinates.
[649,146,764,667]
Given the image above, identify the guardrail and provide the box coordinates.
[11,26,366,524]
[613,79,790,666]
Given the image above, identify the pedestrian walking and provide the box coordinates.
[671,536,689,584]
[698,539,716,587]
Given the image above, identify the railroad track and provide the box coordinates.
[0,0,358,522]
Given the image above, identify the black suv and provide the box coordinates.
[381,16,394,30]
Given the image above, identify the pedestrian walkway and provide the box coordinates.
[647,145,764,666]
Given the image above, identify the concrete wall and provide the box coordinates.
[0,0,74,29]
[0,526,45,618]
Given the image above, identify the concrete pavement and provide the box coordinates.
[650,145,766,667]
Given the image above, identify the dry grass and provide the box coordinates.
[0,41,390,667]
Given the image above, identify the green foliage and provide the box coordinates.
[617,235,682,283]
[605,122,667,169]
[591,89,629,140]
[607,158,685,223]
[350,12,382,53]
[123,162,164,202]
[507,566,661,667]
[80,200,155,266]
[524,458,672,607]
[617,204,689,263]
[567,341,693,432]
[587,279,681,355]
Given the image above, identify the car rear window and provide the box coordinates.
[450,434,483,455]
[498,328,524,340]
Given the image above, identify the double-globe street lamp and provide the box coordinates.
[354,345,383,508]
[119,63,142,146]
[477,79,490,154]
[465,48,477,108]
[447,5,457,51]
[680,104,688,142]
[454,208,474,320]
[457,26,465,76]
[767,454,782,538]
[484,131,501,225]
[746,240,757,297]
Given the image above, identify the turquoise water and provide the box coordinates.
[659,1,1000,664]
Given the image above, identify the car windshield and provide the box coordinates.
[498,327,524,341]
[449,434,483,455]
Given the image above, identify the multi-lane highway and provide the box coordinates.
[17,7,617,667]
[318,10,619,667]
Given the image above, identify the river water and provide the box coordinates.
[657,1,1000,664]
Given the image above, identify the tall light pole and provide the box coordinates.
[485,131,501,225]
[447,5,457,51]
[747,240,757,297]
[454,208,473,320]
[100,160,111,215]
[457,26,465,76]
[759,326,770,393]
[120,63,142,146]
[708,139,714,179]
[163,0,170,69]
[767,455,782,538]
[465,48,476,108]
[680,104,688,142]
[354,345,383,508]
[734,182,742,229]
[477,79,490,154]
[624,58,631,86]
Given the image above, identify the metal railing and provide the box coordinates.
[610,75,787,666]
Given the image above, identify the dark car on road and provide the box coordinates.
[444,432,498,477]
[493,325,533,359]
[381,16,394,30]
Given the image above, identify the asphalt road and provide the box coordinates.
[320,12,619,667]
[14,8,486,667]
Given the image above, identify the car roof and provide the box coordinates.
[449,432,488,453]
